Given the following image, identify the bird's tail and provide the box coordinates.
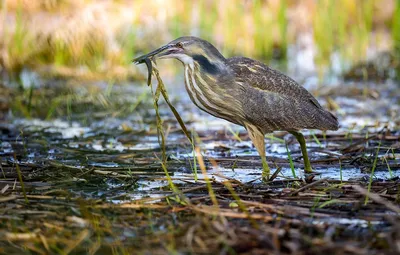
[320,110,339,131]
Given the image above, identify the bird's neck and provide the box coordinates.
[173,47,229,76]
[181,56,241,124]
[191,54,227,76]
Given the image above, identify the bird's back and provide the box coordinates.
[227,57,338,133]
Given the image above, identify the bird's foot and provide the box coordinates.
[304,165,313,174]
[304,172,321,183]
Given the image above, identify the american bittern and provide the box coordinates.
[133,36,338,178]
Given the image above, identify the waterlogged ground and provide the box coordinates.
[0,70,400,254]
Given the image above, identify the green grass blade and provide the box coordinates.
[286,143,296,178]
[364,142,381,205]
[13,153,29,204]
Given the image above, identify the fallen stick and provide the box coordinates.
[352,185,400,214]
[289,178,328,196]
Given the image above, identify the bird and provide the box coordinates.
[133,36,339,179]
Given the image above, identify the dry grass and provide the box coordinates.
[1,159,399,254]
[1,0,139,79]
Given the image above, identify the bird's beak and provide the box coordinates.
[132,44,183,64]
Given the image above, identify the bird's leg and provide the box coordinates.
[245,124,270,179]
[289,131,313,173]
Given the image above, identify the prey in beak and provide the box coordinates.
[132,43,185,64]
[132,41,188,85]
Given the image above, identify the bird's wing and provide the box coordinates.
[227,56,338,131]
[227,57,322,109]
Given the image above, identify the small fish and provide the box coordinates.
[133,45,170,86]
[143,58,153,86]
[132,56,153,86]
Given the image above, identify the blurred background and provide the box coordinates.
[0,0,399,81]
[0,0,399,121]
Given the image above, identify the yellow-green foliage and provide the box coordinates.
[0,0,396,79]
[393,1,400,53]
[313,0,378,69]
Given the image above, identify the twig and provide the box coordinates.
[289,178,328,196]
[268,166,282,181]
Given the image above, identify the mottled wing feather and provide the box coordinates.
[228,57,321,107]
[227,57,338,132]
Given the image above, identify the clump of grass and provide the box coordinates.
[364,142,381,205]
[9,79,154,120]
[1,0,141,80]
[313,0,379,78]
[313,0,336,72]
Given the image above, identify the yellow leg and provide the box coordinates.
[289,131,313,173]
[245,124,270,179]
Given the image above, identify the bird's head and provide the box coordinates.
[133,36,226,73]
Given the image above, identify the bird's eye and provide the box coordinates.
[176,42,184,48]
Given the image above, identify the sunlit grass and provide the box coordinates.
[313,0,378,78]
[0,0,396,80]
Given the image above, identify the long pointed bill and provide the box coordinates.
[132,44,175,64]
[132,43,185,86]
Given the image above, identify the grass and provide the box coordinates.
[384,157,393,178]
[393,0,400,78]
[190,130,198,182]
[312,0,380,78]
[0,0,397,80]
[365,142,381,205]
[226,126,242,142]
[285,143,297,178]
[13,153,28,204]
[311,132,322,147]
[8,77,157,121]
[195,146,219,208]
[318,199,342,208]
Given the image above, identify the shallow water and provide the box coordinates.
[2,72,399,207]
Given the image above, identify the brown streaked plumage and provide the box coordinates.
[133,36,339,179]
